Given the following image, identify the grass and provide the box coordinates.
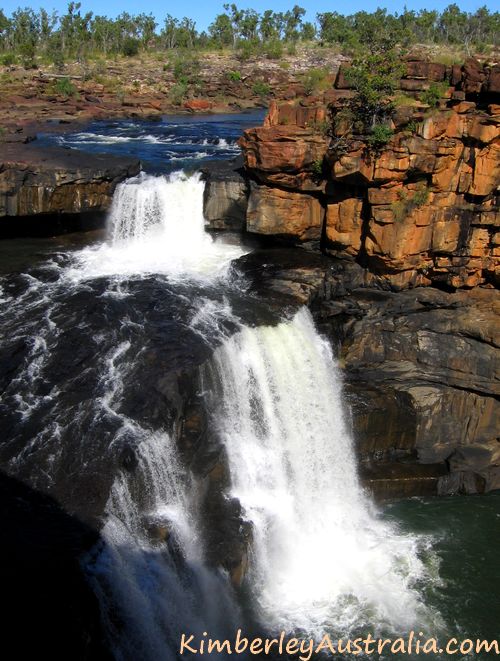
[392,185,430,222]
[302,67,331,96]
[54,77,77,98]
[307,119,330,136]
[393,93,419,108]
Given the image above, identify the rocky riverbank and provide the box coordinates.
[0,47,344,136]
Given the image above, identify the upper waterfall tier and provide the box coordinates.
[65,171,247,281]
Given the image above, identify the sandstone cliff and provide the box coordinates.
[235,57,499,290]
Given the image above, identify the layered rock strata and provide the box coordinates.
[232,57,500,290]
[0,143,140,218]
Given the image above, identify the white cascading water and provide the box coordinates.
[207,308,437,639]
[65,171,246,282]
[87,343,240,661]
[54,169,438,653]
[77,172,247,659]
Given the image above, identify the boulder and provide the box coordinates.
[404,60,447,82]
[239,125,328,191]
[247,183,324,242]
[201,160,248,231]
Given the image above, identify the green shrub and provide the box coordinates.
[405,119,419,134]
[91,59,107,77]
[122,37,140,57]
[227,70,242,82]
[252,80,271,97]
[0,53,16,66]
[55,77,77,98]
[421,82,448,107]
[392,185,430,221]
[169,80,188,105]
[367,123,393,150]
[302,67,330,96]
[311,157,324,177]
[173,53,200,83]
[345,50,404,130]
[20,41,36,69]
[264,40,283,60]
[308,119,330,136]
[236,40,258,61]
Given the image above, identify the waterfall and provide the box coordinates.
[206,308,434,639]
[86,344,240,661]
[66,171,246,282]
[73,173,250,659]
[108,171,209,249]
[2,167,441,657]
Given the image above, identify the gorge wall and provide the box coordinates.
[238,57,499,290]
[205,57,500,500]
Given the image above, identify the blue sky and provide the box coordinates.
[1,1,497,31]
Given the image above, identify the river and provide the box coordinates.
[1,113,498,660]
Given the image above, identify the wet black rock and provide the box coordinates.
[0,472,111,660]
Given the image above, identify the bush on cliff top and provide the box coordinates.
[345,49,405,130]
[302,67,330,96]
[252,80,271,97]
[392,185,430,221]
[54,77,77,98]
[421,82,449,107]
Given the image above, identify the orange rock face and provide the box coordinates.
[240,59,500,290]
[239,126,328,191]
[326,197,364,256]
[247,184,324,242]
[183,99,214,111]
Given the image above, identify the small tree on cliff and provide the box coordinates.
[345,48,405,132]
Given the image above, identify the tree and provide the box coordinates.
[136,13,156,48]
[317,12,356,47]
[223,3,244,48]
[239,9,259,41]
[209,13,233,48]
[301,22,316,41]
[175,18,197,49]
[260,10,279,41]
[345,49,405,130]
[284,5,305,42]
[161,15,179,49]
